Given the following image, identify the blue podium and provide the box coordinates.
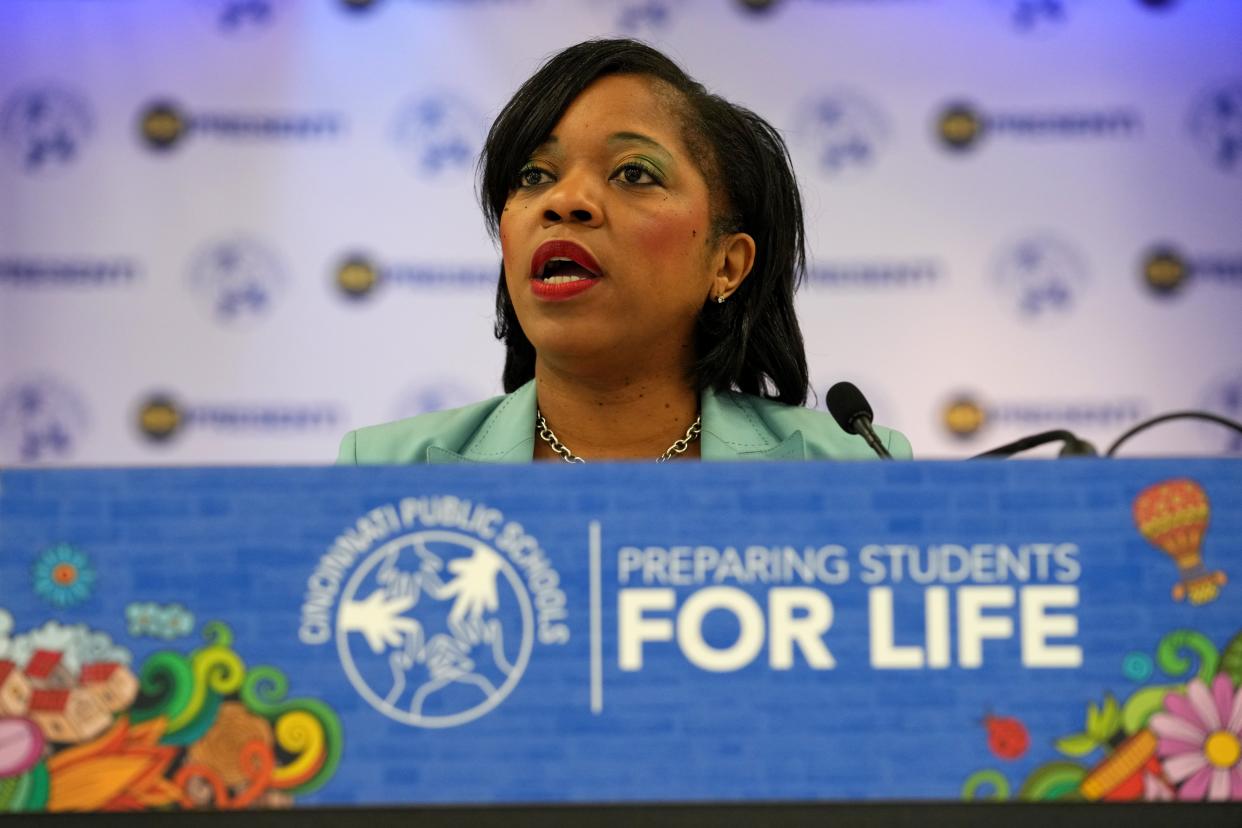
[0,459,1239,814]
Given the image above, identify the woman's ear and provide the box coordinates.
[712,232,756,302]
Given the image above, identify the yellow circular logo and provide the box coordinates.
[139,395,182,442]
[944,397,986,438]
[938,103,984,151]
[140,102,187,151]
[336,255,380,298]
[1143,247,1189,296]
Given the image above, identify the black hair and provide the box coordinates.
[479,38,809,405]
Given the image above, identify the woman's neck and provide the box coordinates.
[532,359,701,462]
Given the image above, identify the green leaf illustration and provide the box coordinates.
[1055,733,1098,758]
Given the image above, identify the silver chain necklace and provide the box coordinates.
[535,410,702,463]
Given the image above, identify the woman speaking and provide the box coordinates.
[339,39,910,464]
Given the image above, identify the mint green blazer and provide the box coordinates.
[338,380,912,464]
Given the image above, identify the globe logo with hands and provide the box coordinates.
[336,531,534,728]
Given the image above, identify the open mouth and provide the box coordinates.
[531,240,602,282]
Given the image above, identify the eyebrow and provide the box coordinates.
[536,132,673,158]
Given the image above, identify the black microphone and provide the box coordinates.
[826,382,893,459]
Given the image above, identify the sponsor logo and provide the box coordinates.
[794,91,889,176]
[392,382,488,420]
[806,259,942,289]
[1187,81,1242,174]
[1142,244,1242,297]
[990,0,1080,35]
[0,86,93,173]
[391,92,484,176]
[136,393,341,443]
[942,393,1145,440]
[991,234,1088,321]
[300,498,570,727]
[333,253,496,300]
[187,238,285,325]
[936,100,1140,153]
[138,100,344,152]
[194,0,281,34]
[0,379,89,463]
[1200,370,1242,455]
[0,258,140,288]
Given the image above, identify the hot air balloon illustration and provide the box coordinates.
[1132,479,1226,605]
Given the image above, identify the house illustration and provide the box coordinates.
[0,660,33,715]
[25,650,73,689]
[79,662,139,712]
[27,687,111,743]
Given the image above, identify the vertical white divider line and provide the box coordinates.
[589,519,603,714]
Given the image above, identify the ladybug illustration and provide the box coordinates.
[984,713,1030,760]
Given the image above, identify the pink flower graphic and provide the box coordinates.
[1150,674,1242,801]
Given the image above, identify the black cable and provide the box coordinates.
[971,430,1092,459]
[1105,410,1242,457]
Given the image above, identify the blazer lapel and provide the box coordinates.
[699,387,807,461]
[424,381,538,464]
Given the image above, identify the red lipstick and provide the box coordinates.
[529,240,602,302]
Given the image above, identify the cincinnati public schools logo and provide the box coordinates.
[1201,370,1242,455]
[990,0,1080,35]
[941,393,1144,441]
[136,392,340,442]
[1141,244,1242,298]
[300,498,570,728]
[594,0,674,33]
[794,91,889,176]
[936,100,1140,153]
[333,252,495,300]
[391,92,483,176]
[991,235,1088,320]
[0,86,93,173]
[138,99,343,151]
[194,0,282,35]
[1187,81,1242,174]
[0,379,89,463]
[187,238,286,325]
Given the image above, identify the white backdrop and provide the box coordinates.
[2,0,1240,464]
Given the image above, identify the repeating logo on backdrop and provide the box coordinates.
[301,500,570,728]
[1200,370,1242,455]
[1187,81,1242,174]
[595,0,677,33]
[391,93,483,176]
[393,382,487,420]
[794,92,889,176]
[990,0,1080,35]
[0,87,93,173]
[0,379,89,463]
[942,392,1144,441]
[991,235,1088,320]
[194,0,282,34]
[187,238,286,325]
[1141,243,1242,298]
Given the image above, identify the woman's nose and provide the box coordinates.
[541,172,603,226]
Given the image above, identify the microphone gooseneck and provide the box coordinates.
[826,382,893,459]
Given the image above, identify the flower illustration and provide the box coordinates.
[1150,674,1242,801]
[32,544,95,608]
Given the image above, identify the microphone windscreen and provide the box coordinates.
[826,382,874,435]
